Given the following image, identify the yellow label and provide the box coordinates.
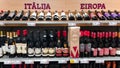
[70,59,74,63]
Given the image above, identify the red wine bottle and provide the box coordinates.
[80,30,85,57]
[62,30,69,57]
[21,30,27,57]
[0,10,10,20]
[104,32,109,56]
[16,30,22,57]
[95,10,106,20]
[88,10,98,20]
[110,32,116,56]
[84,30,91,57]
[56,30,62,57]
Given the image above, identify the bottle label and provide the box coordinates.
[56,48,62,56]
[21,43,27,54]
[28,48,34,55]
[104,48,109,55]
[2,45,6,54]
[110,48,116,56]
[48,48,55,54]
[35,48,41,55]
[98,48,104,56]
[42,48,49,54]
[80,43,85,52]
[63,48,69,56]
[93,48,97,57]
[0,48,3,57]
[16,43,22,53]
[86,43,91,52]
[9,45,15,54]
[116,48,120,55]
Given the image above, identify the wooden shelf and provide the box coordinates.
[0,20,120,26]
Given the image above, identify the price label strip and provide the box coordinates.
[0,22,5,26]
[25,60,34,64]
[109,22,117,26]
[4,61,12,64]
[40,60,49,64]
[80,59,89,63]
[58,60,67,64]
[68,23,76,26]
[27,22,36,26]
[70,59,79,64]
[92,22,100,26]
[96,59,104,63]
[11,61,22,64]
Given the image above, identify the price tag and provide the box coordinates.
[11,61,21,64]
[96,60,104,63]
[27,22,36,26]
[40,60,49,64]
[92,22,100,26]
[0,22,4,26]
[4,61,12,64]
[70,59,79,64]
[68,23,76,26]
[109,22,117,26]
[58,60,67,64]
[25,60,34,64]
[80,59,89,63]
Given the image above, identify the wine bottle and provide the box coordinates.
[61,10,67,20]
[88,10,97,20]
[28,31,34,57]
[75,10,82,20]
[0,10,10,20]
[38,11,44,20]
[108,10,120,20]
[82,10,90,20]
[9,32,15,58]
[42,30,49,57]
[101,10,113,20]
[48,30,55,57]
[110,32,116,56]
[53,11,59,20]
[98,32,104,57]
[104,32,109,56]
[91,32,98,57]
[30,11,37,20]
[112,61,116,68]
[84,30,91,57]
[116,29,120,56]
[95,10,106,20]
[6,10,17,20]
[0,31,3,58]
[1,31,5,57]
[34,31,41,57]
[62,30,69,57]
[46,11,52,20]
[21,30,27,57]
[16,30,22,57]
[68,10,75,20]
[56,30,62,57]
[80,30,85,57]
[22,10,30,20]
[14,10,24,20]
[114,10,120,20]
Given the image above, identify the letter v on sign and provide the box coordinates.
[70,46,79,58]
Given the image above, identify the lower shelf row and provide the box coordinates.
[0,57,120,64]
[0,60,120,68]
